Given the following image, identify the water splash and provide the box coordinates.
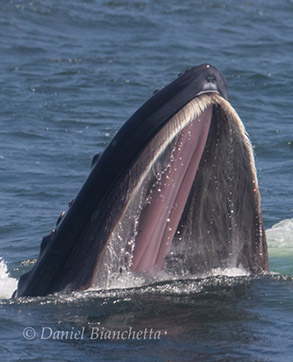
[266,219,293,275]
[90,266,250,295]
[0,258,18,299]
[266,218,293,248]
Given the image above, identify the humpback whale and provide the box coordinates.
[14,64,268,297]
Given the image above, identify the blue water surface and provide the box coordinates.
[0,1,292,361]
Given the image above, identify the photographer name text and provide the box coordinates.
[23,326,167,341]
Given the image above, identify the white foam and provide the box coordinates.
[203,266,250,278]
[87,266,250,294]
[0,258,18,299]
[89,270,160,292]
[266,218,293,248]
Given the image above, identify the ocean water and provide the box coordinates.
[0,0,292,361]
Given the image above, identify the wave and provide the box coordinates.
[0,258,17,299]
[266,218,293,248]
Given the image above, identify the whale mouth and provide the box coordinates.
[91,93,266,286]
[14,64,267,298]
[130,102,213,272]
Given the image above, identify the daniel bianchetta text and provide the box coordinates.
[23,326,167,341]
